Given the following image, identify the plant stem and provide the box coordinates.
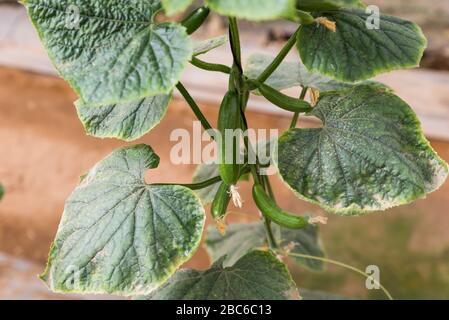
[228,17,258,183]
[154,176,222,190]
[181,177,221,190]
[228,17,243,73]
[261,175,279,249]
[176,82,214,138]
[264,219,278,249]
[286,252,394,301]
[290,86,309,129]
[228,17,278,250]
[191,57,231,74]
[257,26,301,84]
[289,113,300,130]
[263,175,276,201]
[186,176,221,189]
[239,111,261,185]
[154,164,251,190]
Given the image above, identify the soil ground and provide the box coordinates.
[0,66,449,299]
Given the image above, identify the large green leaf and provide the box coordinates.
[161,0,193,16]
[23,0,192,106]
[205,222,266,265]
[193,36,228,56]
[0,184,4,201]
[276,85,449,215]
[75,94,171,142]
[297,0,365,11]
[205,221,325,271]
[146,251,300,300]
[40,145,205,296]
[298,9,427,82]
[205,0,296,21]
[245,53,354,93]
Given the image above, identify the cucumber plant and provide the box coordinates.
[23,0,448,300]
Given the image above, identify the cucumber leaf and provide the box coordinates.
[276,85,449,215]
[245,53,354,93]
[297,0,365,11]
[146,251,300,300]
[205,221,325,271]
[298,9,427,82]
[192,163,222,205]
[40,145,205,296]
[23,0,192,106]
[193,35,228,56]
[162,0,193,16]
[205,0,296,21]
[76,95,171,142]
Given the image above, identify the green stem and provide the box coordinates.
[154,176,222,190]
[182,177,221,190]
[262,175,278,249]
[290,86,309,129]
[176,82,214,138]
[257,26,301,84]
[240,111,261,185]
[191,57,231,74]
[289,113,300,129]
[228,17,277,250]
[154,163,251,190]
[263,175,276,202]
[285,252,394,301]
[228,17,243,73]
[264,219,278,249]
[228,17,258,182]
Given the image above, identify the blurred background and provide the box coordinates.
[0,0,448,299]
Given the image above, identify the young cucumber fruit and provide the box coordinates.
[211,182,231,220]
[259,83,313,113]
[218,91,242,186]
[181,6,210,35]
[252,184,308,229]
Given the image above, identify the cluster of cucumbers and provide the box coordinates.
[182,7,310,230]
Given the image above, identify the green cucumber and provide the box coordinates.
[253,184,308,229]
[218,91,242,185]
[211,182,231,220]
[259,83,313,113]
[181,6,210,35]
